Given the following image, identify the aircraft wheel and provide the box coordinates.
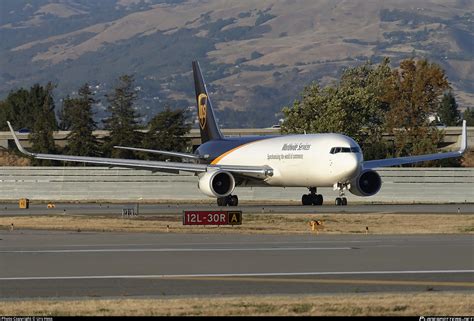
[335,197,342,206]
[229,195,239,206]
[311,194,323,206]
[302,194,312,206]
[316,194,323,205]
[310,194,318,205]
[217,197,227,206]
[342,197,347,206]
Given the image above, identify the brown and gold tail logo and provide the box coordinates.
[198,93,207,129]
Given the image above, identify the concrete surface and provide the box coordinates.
[0,167,473,203]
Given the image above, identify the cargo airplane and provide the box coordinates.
[8,61,468,206]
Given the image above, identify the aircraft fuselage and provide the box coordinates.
[196,134,363,187]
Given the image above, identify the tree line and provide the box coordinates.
[0,75,190,166]
[0,57,472,167]
[282,57,473,166]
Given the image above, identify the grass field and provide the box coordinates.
[0,213,473,234]
[0,292,472,316]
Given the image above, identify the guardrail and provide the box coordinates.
[0,167,472,203]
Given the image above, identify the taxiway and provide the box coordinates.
[0,202,473,216]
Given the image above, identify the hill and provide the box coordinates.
[1,0,473,127]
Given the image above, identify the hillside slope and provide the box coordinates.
[1,0,473,127]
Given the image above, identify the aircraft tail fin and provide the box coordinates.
[192,61,223,143]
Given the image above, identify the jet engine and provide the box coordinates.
[198,170,236,198]
[349,170,382,197]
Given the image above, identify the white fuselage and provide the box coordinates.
[211,134,363,187]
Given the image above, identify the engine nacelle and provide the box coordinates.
[349,170,382,197]
[198,170,236,198]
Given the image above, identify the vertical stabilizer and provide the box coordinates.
[192,61,224,143]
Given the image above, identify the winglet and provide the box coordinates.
[459,120,467,154]
[7,121,34,156]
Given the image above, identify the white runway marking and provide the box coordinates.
[0,240,377,249]
[0,270,472,281]
[0,247,352,253]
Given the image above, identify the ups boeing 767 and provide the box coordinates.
[8,61,467,206]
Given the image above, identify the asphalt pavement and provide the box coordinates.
[0,231,472,299]
[1,202,473,216]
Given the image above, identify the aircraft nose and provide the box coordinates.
[344,153,360,178]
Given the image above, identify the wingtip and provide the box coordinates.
[6,121,33,156]
[6,121,14,135]
[460,119,467,154]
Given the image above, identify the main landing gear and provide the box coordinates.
[301,187,323,206]
[217,195,239,207]
[334,182,348,206]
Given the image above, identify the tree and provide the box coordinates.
[64,84,101,158]
[383,58,450,164]
[281,59,393,160]
[0,100,8,130]
[338,58,393,159]
[142,107,191,161]
[102,75,142,158]
[463,108,474,126]
[0,88,33,130]
[437,91,460,126]
[29,82,58,165]
[58,96,74,130]
[281,83,342,134]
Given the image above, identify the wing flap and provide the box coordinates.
[31,153,206,173]
[114,146,203,160]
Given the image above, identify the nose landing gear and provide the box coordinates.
[334,182,349,206]
[302,187,323,206]
[335,196,347,206]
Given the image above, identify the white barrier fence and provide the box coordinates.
[0,167,472,203]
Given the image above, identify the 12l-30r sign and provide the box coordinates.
[183,211,242,225]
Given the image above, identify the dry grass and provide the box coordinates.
[0,292,471,316]
[0,150,30,166]
[461,150,474,167]
[0,213,472,234]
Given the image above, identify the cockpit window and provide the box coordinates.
[330,146,360,154]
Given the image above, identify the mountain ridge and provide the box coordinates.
[1,0,473,127]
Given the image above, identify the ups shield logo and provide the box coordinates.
[198,93,207,129]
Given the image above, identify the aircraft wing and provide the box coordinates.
[363,120,468,169]
[7,122,273,178]
[113,145,204,160]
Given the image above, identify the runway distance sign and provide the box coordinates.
[183,210,242,225]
